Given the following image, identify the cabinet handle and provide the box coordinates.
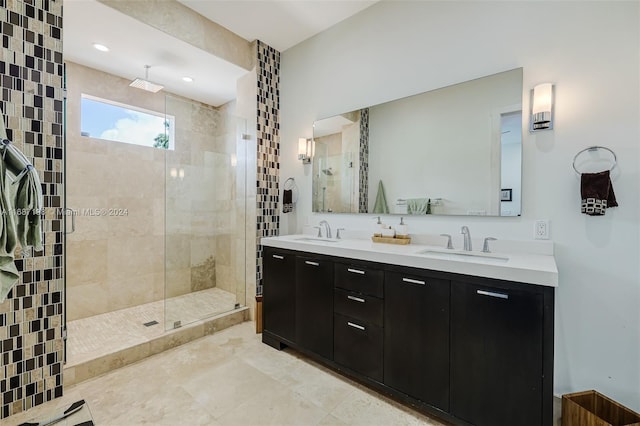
[272,254,284,260]
[477,289,509,300]
[347,321,365,331]
[347,268,365,275]
[402,277,425,285]
[347,295,365,303]
[305,261,320,266]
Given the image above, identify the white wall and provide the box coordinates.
[279,1,640,410]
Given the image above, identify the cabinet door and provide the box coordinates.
[451,281,543,426]
[384,271,450,411]
[334,313,383,382]
[263,248,296,342]
[296,256,334,360]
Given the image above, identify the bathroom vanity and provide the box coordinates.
[261,235,557,426]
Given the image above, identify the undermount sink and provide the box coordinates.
[295,237,341,243]
[417,249,509,263]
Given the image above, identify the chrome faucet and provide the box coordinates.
[319,220,332,239]
[461,226,472,251]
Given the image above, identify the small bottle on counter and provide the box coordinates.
[381,226,395,238]
[396,217,408,238]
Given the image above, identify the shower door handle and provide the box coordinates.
[64,208,76,234]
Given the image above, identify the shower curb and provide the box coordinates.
[63,307,249,387]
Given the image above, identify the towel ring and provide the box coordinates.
[283,177,298,203]
[572,146,617,175]
[284,177,296,190]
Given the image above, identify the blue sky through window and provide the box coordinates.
[80,96,174,149]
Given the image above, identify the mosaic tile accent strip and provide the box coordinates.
[0,0,64,419]
[358,108,369,213]
[255,41,280,296]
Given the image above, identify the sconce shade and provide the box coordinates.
[298,138,312,163]
[531,83,554,131]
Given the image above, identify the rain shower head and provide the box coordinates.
[129,65,164,93]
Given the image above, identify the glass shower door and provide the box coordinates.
[164,95,247,330]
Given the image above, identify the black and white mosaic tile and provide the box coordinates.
[0,0,64,419]
[255,41,280,295]
[359,108,369,213]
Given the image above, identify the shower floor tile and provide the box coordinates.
[66,288,237,367]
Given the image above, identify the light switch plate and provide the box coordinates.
[534,220,550,240]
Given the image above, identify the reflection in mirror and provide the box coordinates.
[312,68,523,216]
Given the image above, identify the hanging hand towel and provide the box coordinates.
[14,166,44,251]
[581,170,618,216]
[283,189,293,213]
[0,148,19,302]
[406,198,429,215]
[372,180,389,214]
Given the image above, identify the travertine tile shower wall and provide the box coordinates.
[255,41,280,294]
[66,62,243,321]
[0,0,64,419]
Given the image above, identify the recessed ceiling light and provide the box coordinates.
[182,77,194,83]
[93,43,109,52]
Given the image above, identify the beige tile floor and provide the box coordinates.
[67,288,237,366]
[10,321,446,426]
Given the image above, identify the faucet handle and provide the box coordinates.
[313,226,322,238]
[482,237,497,253]
[336,228,345,239]
[440,234,454,249]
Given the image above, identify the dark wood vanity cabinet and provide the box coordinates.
[295,255,334,360]
[262,247,296,344]
[333,263,384,382]
[262,249,554,426]
[384,269,450,411]
[450,279,553,426]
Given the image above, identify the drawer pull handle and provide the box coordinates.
[477,289,509,300]
[347,268,365,275]
[347,321,365,331]
[272,254,284,259]
[305,261,320,266]
[347,295,365,303]
[402,277,425,285]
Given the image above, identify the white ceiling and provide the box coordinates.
[63,0,377,107]
[177,0,378,52]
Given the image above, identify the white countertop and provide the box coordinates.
[261,234,558,287]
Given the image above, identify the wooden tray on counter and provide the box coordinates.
[371,236,411,245]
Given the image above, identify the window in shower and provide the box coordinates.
[80,94,175,150]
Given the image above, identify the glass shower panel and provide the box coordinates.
[164,95,246,330]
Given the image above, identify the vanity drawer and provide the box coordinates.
[334,263,384,298]
[334,313,383,382]
[334,288,383,327]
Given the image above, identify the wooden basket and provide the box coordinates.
[562,390,640,426]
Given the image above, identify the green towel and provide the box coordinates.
[407,198,429,214]
[0,153,19,302]
[372,180,389,214]
[14,167,43,252]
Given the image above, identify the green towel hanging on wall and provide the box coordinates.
[0,112,44,302]
[372,180,389,214]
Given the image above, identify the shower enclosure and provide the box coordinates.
[164,95,247,329]
[63,62,247,368]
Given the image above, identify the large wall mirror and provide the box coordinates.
[312,68,523,217]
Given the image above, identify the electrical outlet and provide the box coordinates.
[534,220,550,240]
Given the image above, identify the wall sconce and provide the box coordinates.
[298,137,313,164]
[530,83,555,132]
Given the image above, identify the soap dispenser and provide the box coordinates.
[373,216,383,237]
[397,217,408,238]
